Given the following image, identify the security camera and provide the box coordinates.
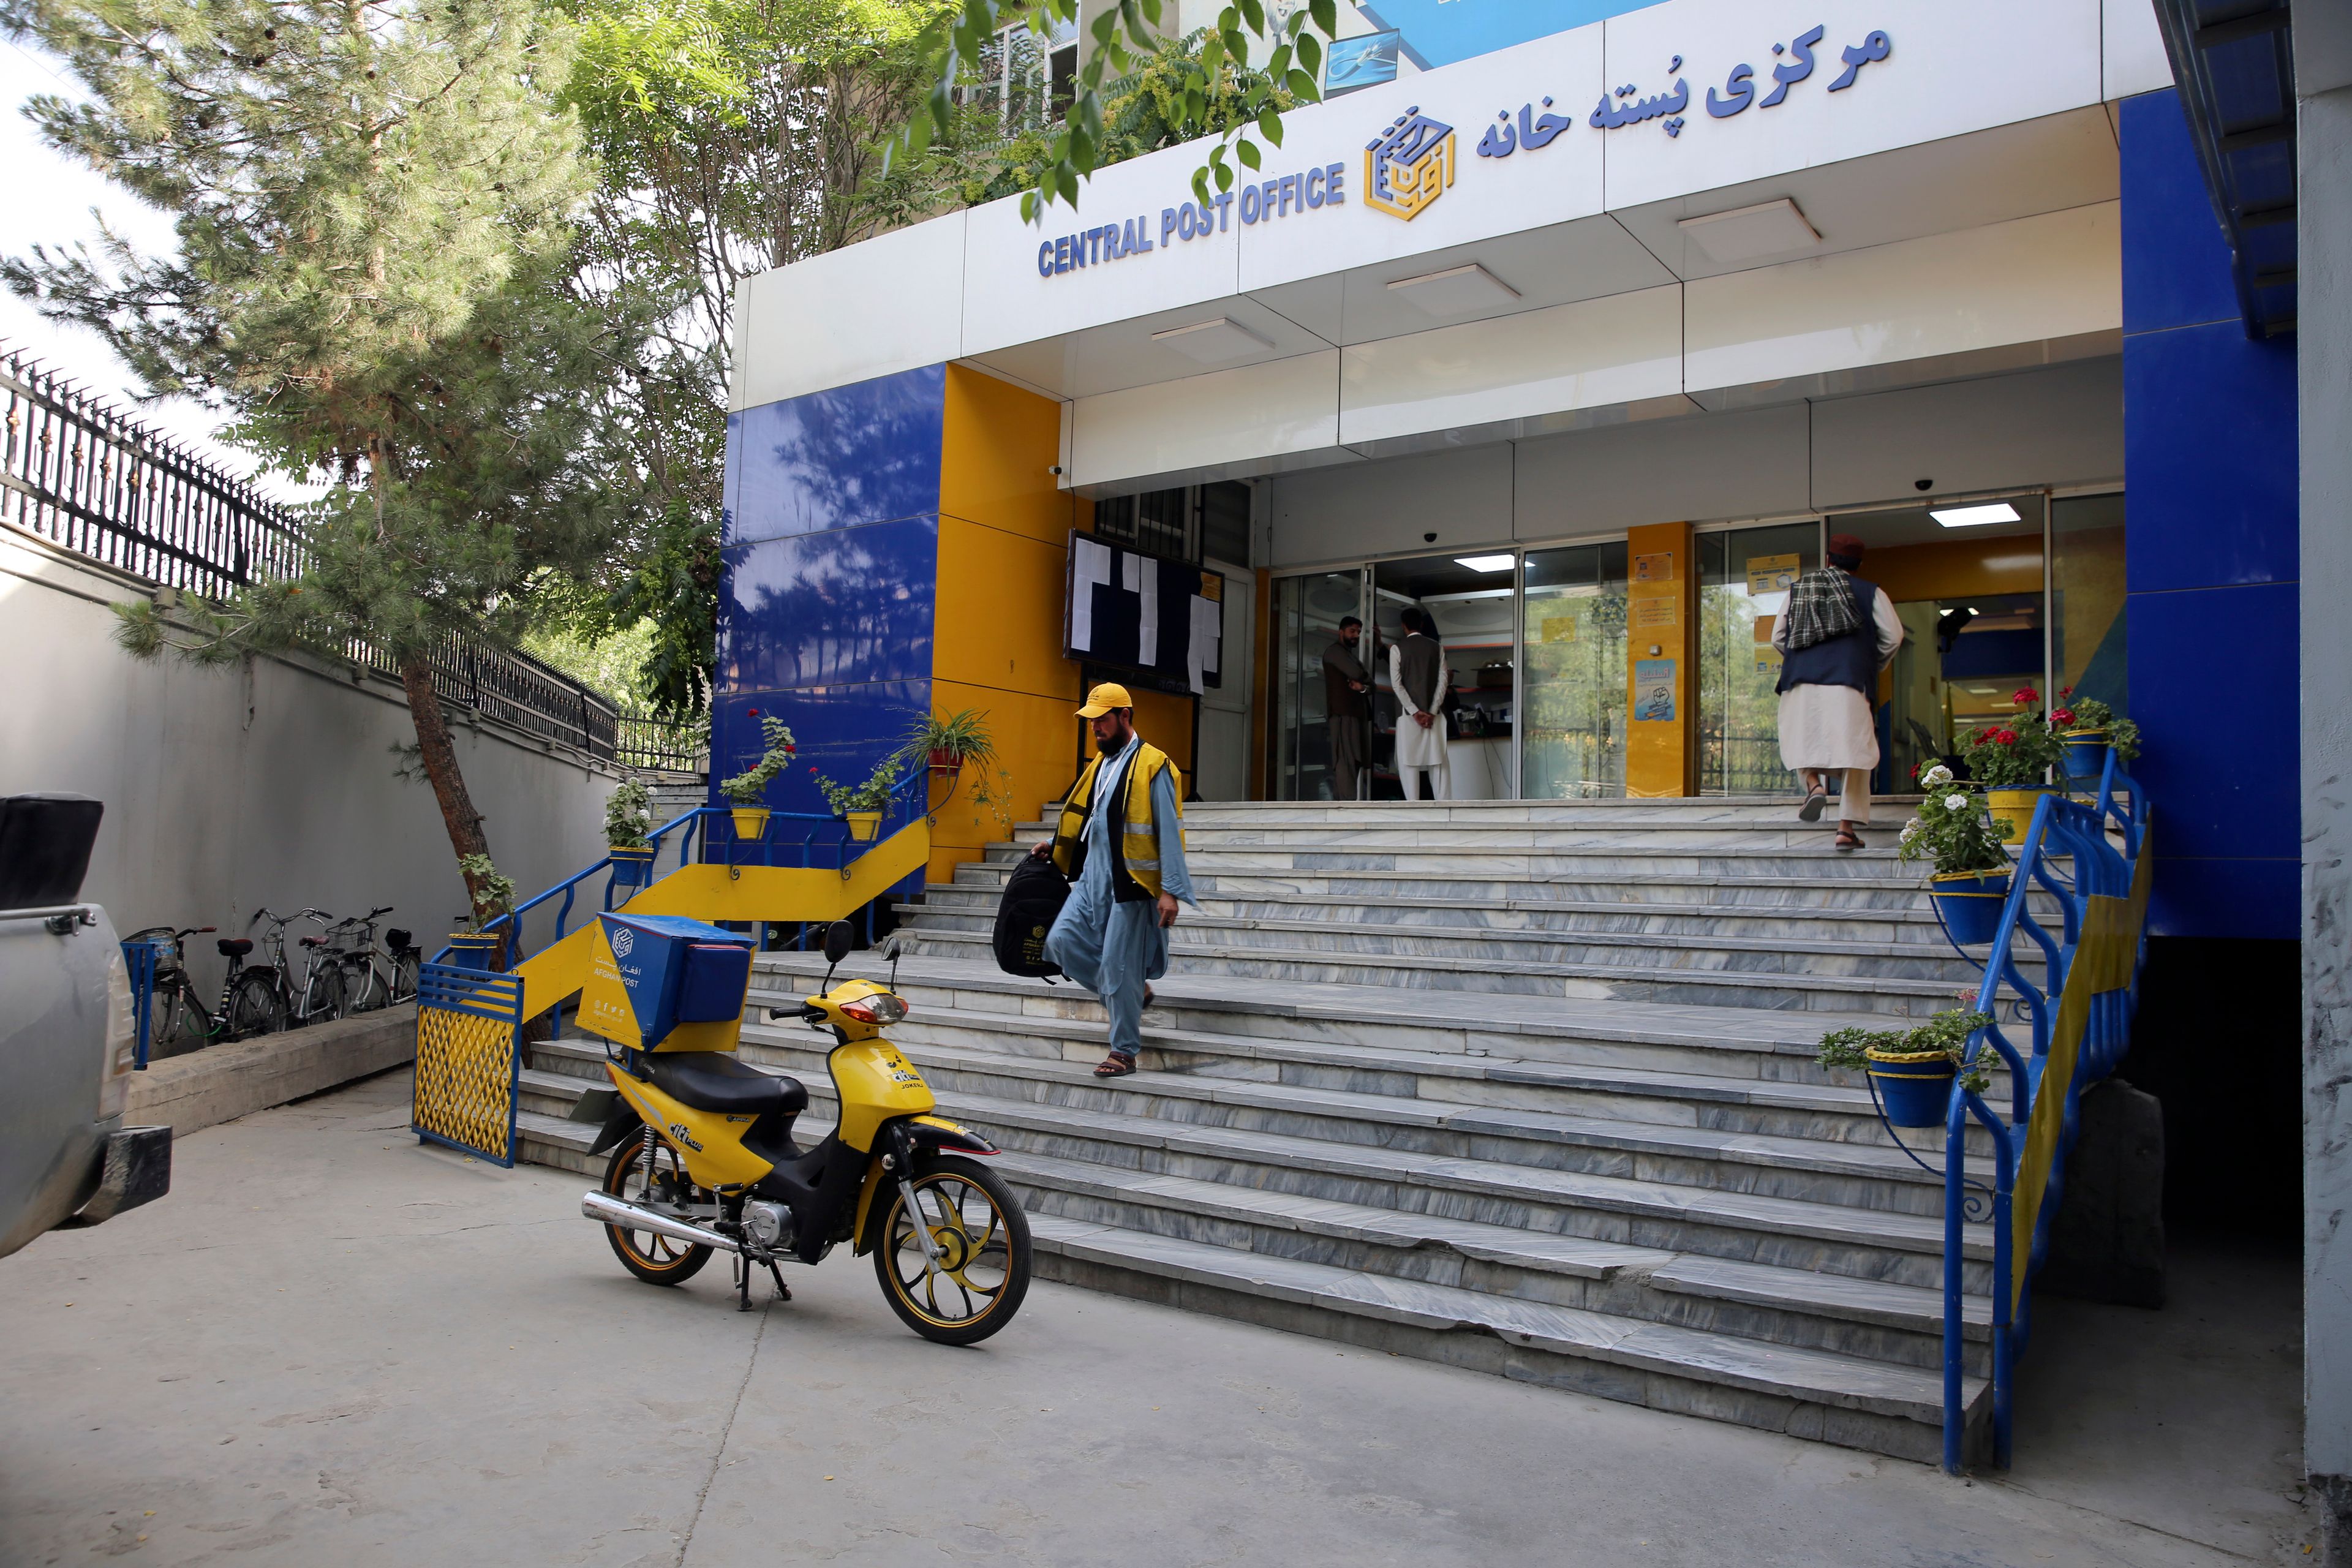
[1049,464,1065,475]
[1423,532,1437,543]
[1914,478,1933,491]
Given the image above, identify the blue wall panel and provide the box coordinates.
[2120,89,2299,940]
[725,364,946,545]
[2123,322,2299,592]
[718,518,940,690]
[713,682,932,820]
[2119,91,2243,336]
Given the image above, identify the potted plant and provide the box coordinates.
[1898,766,2014,945]
[717,717,796,842]
[813,755,904,842]
[1817,1008,1994,1128]
[2051,690,2141,778]
[603,778,655,888]
[1957,690,2068,843]
[447,853,517,971]
[900,707,997,782]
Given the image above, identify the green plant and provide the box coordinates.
[1897,767,2010,876]
[1956,687,2068,788]
[2054,693,2141,763]
[1818,1008,1996,1096]
[965,763,1021,842]
[813,755,904,816]
[718,718,797,807]
[457,854,518,932]
[900,707,997,769]
[604,780,654,848]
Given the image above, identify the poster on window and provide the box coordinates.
[1064,533,1223,695]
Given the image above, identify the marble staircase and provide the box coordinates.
[517,797,2005,1464]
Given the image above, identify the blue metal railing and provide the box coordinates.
[426,767,933,999]
[1939,750,2148,1472]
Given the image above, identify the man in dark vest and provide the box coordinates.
[1322,616,1371,800]
[1390,606,1451,800]
[1771,533,1903,850]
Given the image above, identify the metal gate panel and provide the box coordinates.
[412,963,525,1167]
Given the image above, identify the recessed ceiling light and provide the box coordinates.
[1676,198,1821,265]
[1149,317,1273,364]
[1454,554,1515,573]
[1387,263,1521,318]
[1931,502,2022,529]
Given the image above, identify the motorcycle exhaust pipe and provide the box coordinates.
[581,1189,741,1254]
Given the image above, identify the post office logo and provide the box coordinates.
[1364,107,1455,222]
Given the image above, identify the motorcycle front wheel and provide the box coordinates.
[873,1155,1032,1346]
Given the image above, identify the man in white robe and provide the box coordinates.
[1771,533,1904,850]
[1389,607,1450,801]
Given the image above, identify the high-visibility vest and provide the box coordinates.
[1050,742,1182,897]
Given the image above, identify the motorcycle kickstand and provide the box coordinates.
[734,1253,753,1313]
[765,1258,791,1302]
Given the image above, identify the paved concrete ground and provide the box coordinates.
[0,1071,2313,1566]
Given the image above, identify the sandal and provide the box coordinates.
[1834,825,1864,852]
[1798,789,1829,823]
[1094,1055,1137,1078]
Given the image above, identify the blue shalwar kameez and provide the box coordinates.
[1044,738,1197,1062]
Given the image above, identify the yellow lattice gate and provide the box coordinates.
[412,964,526,1166]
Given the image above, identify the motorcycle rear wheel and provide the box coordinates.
[601,1137,714,1286]
[872,1155,1031,1346]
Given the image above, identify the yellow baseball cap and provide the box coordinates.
[1075,681,1133,718]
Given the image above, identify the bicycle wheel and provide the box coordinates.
[227,973,285,1039]
[145,973,188,1055]
[390,952,420,1003]
[299,961,345,1024]
[342,957,387,1013]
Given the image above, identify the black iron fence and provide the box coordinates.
[616,716,706,772]
[1,342,655,766]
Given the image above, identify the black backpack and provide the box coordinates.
[992,854,1070,979]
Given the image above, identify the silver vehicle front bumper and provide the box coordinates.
[59,1126,172,1227]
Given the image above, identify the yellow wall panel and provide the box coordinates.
[924,678,1087,883]
[935,516,1074,696]
[1624,521,1696,798]
[941,364,1077,544]
[1128,687,1196,781]
[1869,536,2045,604]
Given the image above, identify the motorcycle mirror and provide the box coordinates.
[883,940,903,989]
[822,920,855,965]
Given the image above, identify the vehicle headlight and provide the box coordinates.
[840,995,908,1025]
[99,945,134,1120]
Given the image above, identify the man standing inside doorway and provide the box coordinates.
[1772,533,1903,850]
[1322,616,1371,800]
[1033,683,1197,1078]
[1391,606,1451,801]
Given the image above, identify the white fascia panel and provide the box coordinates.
[2103,0,2175,100]
[1338,284,1683,448]
[1600,0,2105,211]
[960,138,1244,360]
[1683,203,2121,398]
[731,211,967,412]
[1068,352,1340,491]
[1234,23,1606,295]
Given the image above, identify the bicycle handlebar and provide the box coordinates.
[365,905,394,919]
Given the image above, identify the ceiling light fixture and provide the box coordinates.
[1676,197,1821,265]
[1387,263,1521,318]
[1148,316,1273,364]
[1454,554,1515,573]
[1931,502,2022,529]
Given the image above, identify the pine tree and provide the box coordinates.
[3,0,649,921]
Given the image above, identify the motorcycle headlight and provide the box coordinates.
[841,995,908,1025]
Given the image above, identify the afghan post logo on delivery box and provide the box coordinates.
[1363,106,1456,222]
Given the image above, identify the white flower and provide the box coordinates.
[1943,793,1968,812]
[1921,764,1953,788]
[1900,821,1921,841]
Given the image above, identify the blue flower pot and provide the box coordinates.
[609,846,655,889]
[444,932,501,972]
[2063,729,2111,777]
[1929,869,2011,946]
[1869,1052,1960,1128]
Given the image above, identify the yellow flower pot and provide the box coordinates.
[729,807,771,842]
[844,810,882,843]
[1984,786,2062,845]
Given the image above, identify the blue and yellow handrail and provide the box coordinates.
[1940,750,2150,1472]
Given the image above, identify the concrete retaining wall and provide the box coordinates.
[127,1006,417,1136]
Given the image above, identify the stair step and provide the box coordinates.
[1025,1213,1985,1462]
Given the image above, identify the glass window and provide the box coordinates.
[1200,481,1251,567]
[1695,522,1820,796]
[1520,541,1629,799]
[1273,570,1366,799]
[2052,492,2126,713]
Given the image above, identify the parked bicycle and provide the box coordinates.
[325,907,415,1012]
[249,907,348,1027]
[119,924,286,1050]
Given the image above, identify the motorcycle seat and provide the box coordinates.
[647,1052,807,1117]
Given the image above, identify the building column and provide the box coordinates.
[1623,521,1696,797]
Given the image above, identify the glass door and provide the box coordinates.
[1273,568,1369,800]
[1520,540,1629,799]
[1695,521,1821,796]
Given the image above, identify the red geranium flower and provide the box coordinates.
[2013,688,2039,706]
[1998,729,2018,745]
[2060,686,2073,697]
[2050,707,2076,727]
[1910,762,1921,780]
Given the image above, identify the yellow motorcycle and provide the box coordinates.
[571,914,1029,1343]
